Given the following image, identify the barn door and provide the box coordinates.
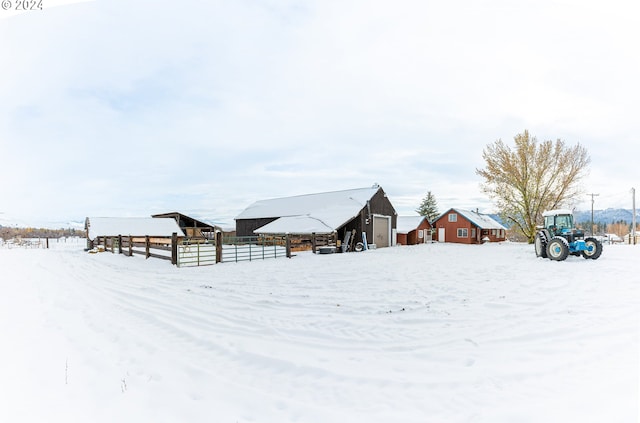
[373,215,390,247]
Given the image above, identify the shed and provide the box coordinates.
[152,212,220,239]
[396,215,432,245]
[84,217,184,249]
[235,185,397,250]
[432,208,507,244]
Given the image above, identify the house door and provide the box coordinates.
[438,227,445,242]
[373,215,390,247]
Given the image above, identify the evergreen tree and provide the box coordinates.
[416,191,439,222]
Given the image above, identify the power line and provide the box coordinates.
[587,193,599,235]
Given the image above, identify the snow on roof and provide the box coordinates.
[456,209,507,230]
[437,209,507,230]
[237,186,382,232]
[254,216,335,235]
[85,217,184,240]
[396,215,428,234]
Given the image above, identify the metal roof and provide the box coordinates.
[435,208,507,230]
[396,215,428,234]
[237,186,384,232]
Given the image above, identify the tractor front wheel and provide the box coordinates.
[582,237,603,260]
[535,232,548,258]
[547,237,569,261]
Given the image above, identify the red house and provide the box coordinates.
[396,215,432,245]
[432,208,507,244]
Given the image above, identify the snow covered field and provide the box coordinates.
[1,240,638,423]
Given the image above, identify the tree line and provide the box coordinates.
[0,226,85,241]
[576,220,638,238]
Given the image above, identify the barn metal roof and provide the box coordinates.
[236,186,382,234]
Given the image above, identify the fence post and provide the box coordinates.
[46,238,49,249]
[128,235,133,257]
[215,231,222,263]
[171,232,178,265]
[118,235,123,254]
[286,234,291,258]
[312,233,317,254]
[145,235,150,259]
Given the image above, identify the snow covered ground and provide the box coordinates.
[1,240,638,423]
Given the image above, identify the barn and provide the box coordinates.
[432,208,507,244]
[235,185,397,251]
[396,215,432,245]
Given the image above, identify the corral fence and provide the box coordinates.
[91,232,294,267]
[0,237,85,249]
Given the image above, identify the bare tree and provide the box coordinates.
[476,130,590,243]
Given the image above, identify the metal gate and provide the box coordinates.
[221,236,287,262]
[177,239,217,267]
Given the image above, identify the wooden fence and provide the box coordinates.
[91,232,294,267]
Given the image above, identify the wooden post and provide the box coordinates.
[311,232,317,254]
[128,235,133,257]
[46,238,49,249]
[145,235,150,259]
[215,231,222,263]
[118,235,123,254]
[171,232,178,265]
[286,234,292,258]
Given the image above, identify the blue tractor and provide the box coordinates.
[534,209,603,261]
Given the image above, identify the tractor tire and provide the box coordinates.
[546,237,569,261]
[534,232,548,258]
[582,237,603,260]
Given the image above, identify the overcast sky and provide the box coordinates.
[1,0,639,228]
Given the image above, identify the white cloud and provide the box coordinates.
[1,0,639,226]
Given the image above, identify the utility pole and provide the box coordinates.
[632,188,636,245]
[587,193,599,235]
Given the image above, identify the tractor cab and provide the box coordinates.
[543,210,582,237]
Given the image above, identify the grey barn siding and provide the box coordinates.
[236,217,279,237]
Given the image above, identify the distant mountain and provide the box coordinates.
[574,208,639,225]
[486,209,637,229]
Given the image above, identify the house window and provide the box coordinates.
[471,228,476,238]
[448,213,457,222]
[457,228,468,238]
[492,229,496,236]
